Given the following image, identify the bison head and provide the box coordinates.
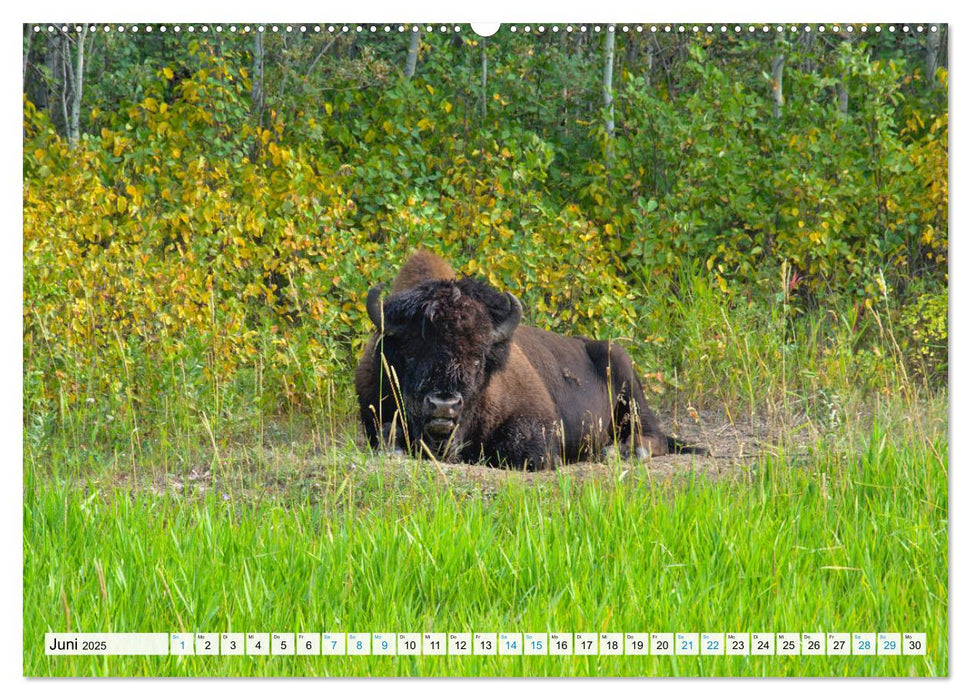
[366,278,522,458]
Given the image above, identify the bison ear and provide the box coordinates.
[491,292,522,343]
[366,284,387,332]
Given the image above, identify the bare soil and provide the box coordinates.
[129,408,818,501]
[380,408,817,491]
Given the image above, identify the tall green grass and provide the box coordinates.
[23,270,947,677]
[632,267,928,431]
[24,412,947,677]
[25,268,939,463]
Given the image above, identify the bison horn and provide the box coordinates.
[366,284,386,331]
[491,292,523,343]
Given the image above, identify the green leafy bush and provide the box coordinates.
[23,28,947,444]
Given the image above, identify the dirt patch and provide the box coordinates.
[100,409,817,502]
[349,408,817,491]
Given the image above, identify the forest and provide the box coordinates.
[23,23,948,677]
[24,23,947,430]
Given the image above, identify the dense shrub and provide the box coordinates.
[23,28,948,438]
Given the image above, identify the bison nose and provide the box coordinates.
[425,392,463,418]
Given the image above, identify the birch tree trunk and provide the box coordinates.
[23,25,32,90]
[251,30,265,127]
[644,38,655,86]
[405,29,420,78]
[770,43,785,119]
[53,30,88,145]
[602,24,616,165]
[41,34,60,119]
[480,38,488,120]
[67,27,87,145]
[58,34,70,139]
[925,25,941,87]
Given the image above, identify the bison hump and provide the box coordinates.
[391,250,456,293]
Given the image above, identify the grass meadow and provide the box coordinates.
[22,282,948,677]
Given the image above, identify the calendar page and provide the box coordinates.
[22,10,948,680]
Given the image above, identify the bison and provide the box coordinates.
[354,251,703,470]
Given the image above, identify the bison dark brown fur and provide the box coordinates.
[354,251,701,470]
